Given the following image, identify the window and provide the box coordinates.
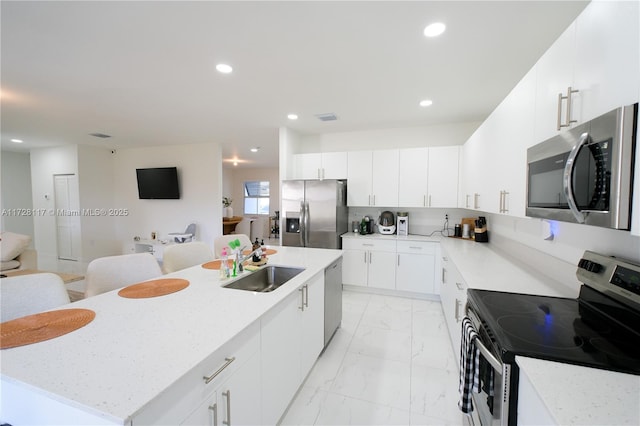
[244,181,270,215]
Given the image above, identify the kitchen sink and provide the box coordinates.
[223,266,305,293]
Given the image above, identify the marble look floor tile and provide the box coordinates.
[412,334,457,370]
[349,324,412,363]
[410,364,460,421]
[413,310,450,339]
[412,298,443,314]
[331,352,411,411]
[410,410,469,426]
[304,328,353,390]
[280,385,327,426]
[315,392,412,425]
[368,293,414,310]
[360,300,412,331]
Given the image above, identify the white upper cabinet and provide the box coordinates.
[371,149,399,207]
[347,149,399,207]
[293,152,348,180]
[427,146,460,208]
[347,151,374,206]
[573,1,640,123]
[534,21,577,143]
[534,1,639,144]
[399,148,429,207]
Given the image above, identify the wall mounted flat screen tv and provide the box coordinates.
[136,167,180,199]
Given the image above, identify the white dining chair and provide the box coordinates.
[84,253,162,298]
[162,241,214,274]
[213,234,252,258]
[1,273,71,322]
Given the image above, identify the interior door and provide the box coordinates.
[54,174,80,261]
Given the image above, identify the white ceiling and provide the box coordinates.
[1,1,589,168]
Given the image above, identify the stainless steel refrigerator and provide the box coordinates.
[281,179,348,249]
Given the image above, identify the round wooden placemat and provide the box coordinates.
[1,308,96,350]
[118,278,189,299]
[202,259,235,270]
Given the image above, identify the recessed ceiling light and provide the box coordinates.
[250,147,260,153]
[419,99,433,107]
[11,139,23,143]
[216,64,233,74]
[424,22,446,37]
[287,114,298,120]
[233,160,238,166]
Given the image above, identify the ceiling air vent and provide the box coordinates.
[315,113,338,122]
[89,133,112,139]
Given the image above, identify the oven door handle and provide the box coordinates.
[474,337,503,373]
[563,132,590,224]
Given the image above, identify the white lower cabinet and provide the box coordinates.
[439,247,468,363]
[260,272,325,425]
[342,238,396,290]
[181,352,261,426]
[396,241,438,294]
[134,321,261,425]
[342,237,440,296]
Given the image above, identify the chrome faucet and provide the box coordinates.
[238,247,261,272]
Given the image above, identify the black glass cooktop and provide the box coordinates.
[467,286,640,375]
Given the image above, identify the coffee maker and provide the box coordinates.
[396,212,409,236]
[378,211,396,235]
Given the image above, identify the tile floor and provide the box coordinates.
[280,290,467,426]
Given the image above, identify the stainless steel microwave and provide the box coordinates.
[526,103,637,230]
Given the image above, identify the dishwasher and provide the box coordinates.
[323,257,343,347]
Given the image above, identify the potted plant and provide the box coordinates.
[222,197,233,218]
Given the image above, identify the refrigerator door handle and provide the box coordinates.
[304,201,310,247]
[299,201,305,246]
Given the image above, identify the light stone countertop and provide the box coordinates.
[0,246,342,423]
[516,356,640,425]
[342,232,638,425]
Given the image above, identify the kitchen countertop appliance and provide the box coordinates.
[465,250,640,426]
[526,103,637,230]
[377,211,396,235]
[397,212,408,236]
[282,179,348,249]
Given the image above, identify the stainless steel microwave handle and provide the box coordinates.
[473,338,503,373]
[563,132,590,224]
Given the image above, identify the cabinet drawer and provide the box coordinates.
[133,321,260,425]
[342,237,396,252]
[397,240,437,255]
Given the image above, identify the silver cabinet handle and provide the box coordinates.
[222,390,231,426]
[317,168,321,180]
[362,243,374,246]
[474,193,479,209]
[455,282,464,291]
[557,86,579,130]
[204,357,236,384]
[423,195,426,207]
[363,252,367,263]
[409,246,423,250]
[298,287,305,311]
[368,195,371,206]
[465,194,470,208]
[209,403,218,426]
[372,195,376,206]
[304,284,309,308]
[454,299,462,322]
[442,268,446,284]
[428,195,432,207]
[369,252,372,263]
[397,254,400,267]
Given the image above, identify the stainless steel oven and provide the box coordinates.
[526,103,637,229]
[464,251,640,426]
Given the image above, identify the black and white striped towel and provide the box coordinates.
[458,316,481,414]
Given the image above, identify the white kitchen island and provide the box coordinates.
[1,246,342,425]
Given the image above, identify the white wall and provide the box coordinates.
[112,143,222,250]
[1,151,35,240]
[298,121,481,153]
[30,145,79,270]
[77,145,120,260]
[279,127,303,181]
